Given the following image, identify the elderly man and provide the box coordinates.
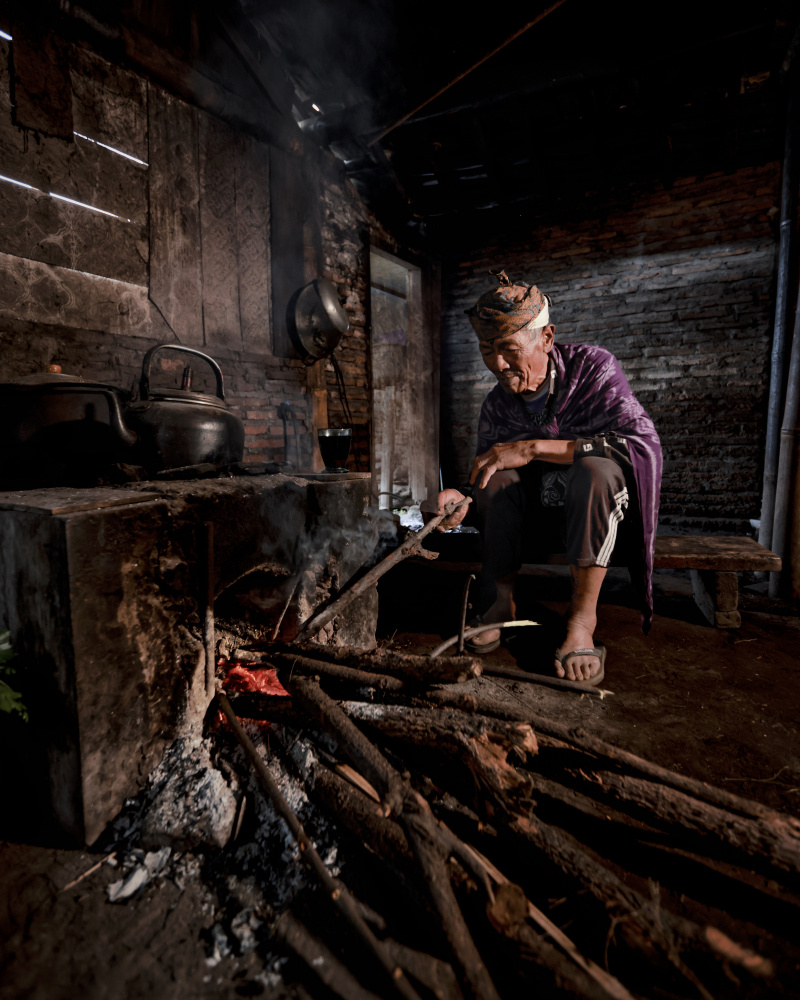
[434,271,662,686]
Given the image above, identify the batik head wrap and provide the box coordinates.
[466,269,551,342]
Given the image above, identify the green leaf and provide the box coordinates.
[0,631,27,721]
[0,679,28,722]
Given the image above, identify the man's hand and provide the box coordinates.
[421,489,472,532]
[470,440,537,490]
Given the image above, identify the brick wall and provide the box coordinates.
[439,165,781,532]
[319,170,398,473]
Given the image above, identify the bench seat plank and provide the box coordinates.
[654,536,781,572]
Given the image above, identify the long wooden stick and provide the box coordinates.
[294,726,638,1000]
[342,701,537,819]
[412,687,800,824]
[461,842,636,1000]
[283,674,407,817]
[273,910,383,1000]
[203,522,216,700]
[293,498,469,643]
[401,790,502,1000]
[481,662,613,697]
[271,574,300,641]
[251,650,408,693]
[570,766,800,882]
[508,813,774,983]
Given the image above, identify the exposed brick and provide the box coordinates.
[439,163,779,527]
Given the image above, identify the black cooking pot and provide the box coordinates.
[0,367,136,489]
[0,346,244,489]
[124,344,244,474]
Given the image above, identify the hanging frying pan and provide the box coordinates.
[287,278,349,366]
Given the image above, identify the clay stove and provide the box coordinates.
[0,472,380,844]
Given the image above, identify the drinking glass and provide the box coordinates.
[317,428,352,472]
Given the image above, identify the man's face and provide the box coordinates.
[478,324,554,394]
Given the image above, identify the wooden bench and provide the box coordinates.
[420,535,782,628]
[651,536,781,628]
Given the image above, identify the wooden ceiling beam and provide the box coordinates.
[49,2,303,154]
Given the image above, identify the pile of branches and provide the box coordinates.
[216,641,800,1000]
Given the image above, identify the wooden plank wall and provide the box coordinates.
[0,36,273,355]
[149,82,272,351]
[147,85,203,343]
[0,39,148,285]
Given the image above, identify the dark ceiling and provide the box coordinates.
[235,0,798,244]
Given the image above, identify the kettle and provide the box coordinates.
[124,345,245,474]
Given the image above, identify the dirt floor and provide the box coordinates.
[2,560,800,1000]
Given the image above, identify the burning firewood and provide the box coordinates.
[297,732,635,1000]
[216,637,797,999]
[264,673,640,1000]
[245,640,484,686]
[216,690,424,1000]
[240,649,409,694]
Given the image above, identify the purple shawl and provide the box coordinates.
[476,343,662,632]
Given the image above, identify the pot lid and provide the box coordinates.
[289,278,349,366]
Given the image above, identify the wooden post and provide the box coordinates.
[379,386,395,507]
[690,569,741,628]
[308,366,328,473]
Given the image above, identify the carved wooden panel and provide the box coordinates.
[69,47,148,163]
[0,183,147,284]
[0,40,147,284]
[10,19,72,138]
[0,251,171,339]
[199,113,243,347]
[236,135,271,349]
[147,84,203,344]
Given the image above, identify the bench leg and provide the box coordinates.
[690,570,741,628]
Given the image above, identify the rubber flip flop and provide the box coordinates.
[463,616,502,655]
[554,644,606,686]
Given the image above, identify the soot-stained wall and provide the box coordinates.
[439,164,780,532]
[0,31,392,473]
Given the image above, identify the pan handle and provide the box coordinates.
[139,344,227,402]
[46,384,138,447]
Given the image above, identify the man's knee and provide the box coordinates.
[566,456,625,501]
[475,468,522,514]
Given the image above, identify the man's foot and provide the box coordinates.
[555,623,602,681]
[465,617,502,653]
[465,589,515,654]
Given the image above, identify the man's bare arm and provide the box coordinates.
[470,439,576,490]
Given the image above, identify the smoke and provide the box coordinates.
[242,0,405,137]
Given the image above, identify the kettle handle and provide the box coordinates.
[139,344,227,402]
